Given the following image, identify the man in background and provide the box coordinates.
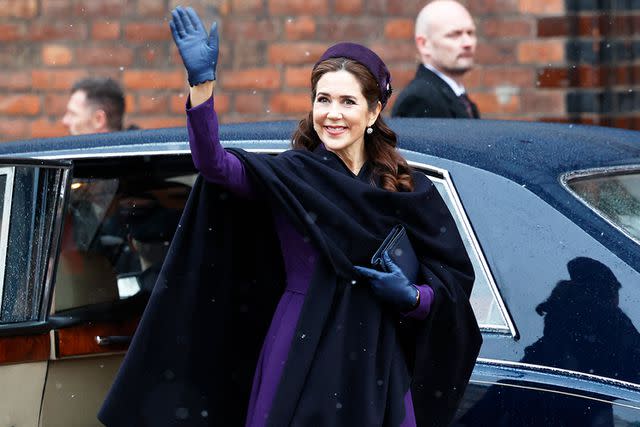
[62,77,127,135]
[392,0,480,119]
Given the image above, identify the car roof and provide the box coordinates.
[2,118,638,269]
[0,118,638,183]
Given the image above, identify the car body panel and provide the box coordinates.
[40,355,123,427]
[0,362,47,426]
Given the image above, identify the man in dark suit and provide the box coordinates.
[392,0,479,119]
[62,77,126,135]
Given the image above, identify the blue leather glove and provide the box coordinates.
[354,252,419,312]
[169,6,219,86]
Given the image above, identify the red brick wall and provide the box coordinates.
[0,0,638,142]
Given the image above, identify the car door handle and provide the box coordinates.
[95,335,132,346]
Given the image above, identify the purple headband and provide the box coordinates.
[314,42,393,109]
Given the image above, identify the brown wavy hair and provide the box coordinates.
[291,58,414,192]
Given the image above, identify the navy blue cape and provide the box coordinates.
[98,147,481,426]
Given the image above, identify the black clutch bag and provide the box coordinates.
[371,224,420,284]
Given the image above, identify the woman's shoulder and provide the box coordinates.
[410,169,435,193]
[277,148,304,159]
[244,148,318,172]
[275,147,323,165]
[229,147,305,163]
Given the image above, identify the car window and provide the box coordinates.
[53,154,512,334]
[418,168,513,334]
[0,165,68,323]
[566,170,640,243]
[53,159,194,313]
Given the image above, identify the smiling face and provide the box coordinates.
[312,70,380,166]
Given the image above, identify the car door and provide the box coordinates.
[432,156,640,426]
[39,153,195,427]
[0,159,70,426]
[402,149,640,425]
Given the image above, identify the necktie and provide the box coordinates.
[459,93,474,118]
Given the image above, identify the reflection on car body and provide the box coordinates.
[456,257,640,426]
[0,118,638,426]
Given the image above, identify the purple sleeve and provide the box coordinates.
[186,95,255,198]
[403,284,434,320]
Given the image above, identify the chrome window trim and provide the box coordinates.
[476,357,640,393]
[24,140,288,160]
[561,165,640,247]
[0,167,15,314]
[560,165,640,245]
[42,167,71,321]
[562,165,640,181]
[18,142,190,159]
[32,148,190,160]
[32,144,513,335]
[408,161,515,337]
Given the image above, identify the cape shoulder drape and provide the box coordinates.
[98,147,482,427]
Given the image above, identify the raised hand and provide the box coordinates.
[354,252,419,312]
[169,6,219,86]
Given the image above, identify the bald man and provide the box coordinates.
[392,0,480,118]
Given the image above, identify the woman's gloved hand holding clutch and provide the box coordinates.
[169,6,219,86]
[355,252,420,312]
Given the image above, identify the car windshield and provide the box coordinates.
[567,171,640,241]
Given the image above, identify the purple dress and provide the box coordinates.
[187,96,434,427]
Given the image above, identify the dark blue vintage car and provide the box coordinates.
[0,118,637,426]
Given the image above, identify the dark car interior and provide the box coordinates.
[49,155,195,353]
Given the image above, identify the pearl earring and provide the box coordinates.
[366,127,373,135]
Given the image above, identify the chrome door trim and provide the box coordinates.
[476,357,640,394]
[470,378,640,410]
